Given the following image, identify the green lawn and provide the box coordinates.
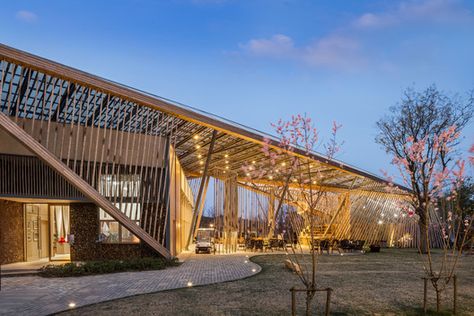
[61,249,474,315]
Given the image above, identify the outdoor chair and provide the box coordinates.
[245,238,254,251]
[254,239,264,252]
[369,244,381,252]
[319,239,331,254]
[353,240,365,251]
[339,239,353,252]
[269,238,280,250]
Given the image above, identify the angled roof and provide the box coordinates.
[0,43,410,196]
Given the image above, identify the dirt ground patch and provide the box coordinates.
[60,249,474,315]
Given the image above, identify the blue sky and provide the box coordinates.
[1,0,473,180]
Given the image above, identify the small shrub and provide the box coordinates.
[39,257,179,277]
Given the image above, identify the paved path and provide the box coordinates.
[0,253,261,316]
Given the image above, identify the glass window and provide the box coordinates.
[99,174,141,198]
[99,203,140,244]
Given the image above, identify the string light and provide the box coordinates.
[187,281,193,287]
[195,145,201,149]
[224,154,229,158]
[268,175,273,180]
[281,162,286,166]
[68,303,76,308]
[199,161,204,165]
[193,135,199,140]
[197,154,202,158]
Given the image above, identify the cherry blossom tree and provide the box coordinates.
[377,86,474,312]
[376,85,473,253]
[243,114,343,315]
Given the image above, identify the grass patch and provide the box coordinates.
[39,257,180,277]
[60,249,474,315]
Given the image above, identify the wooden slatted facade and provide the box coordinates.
[0,43,428,264]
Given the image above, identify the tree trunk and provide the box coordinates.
[417,207,429,253]
[306,290,315,316]
[436,289,441,312]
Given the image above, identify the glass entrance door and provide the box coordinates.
[50,205,71,261]
[25,204,50,261]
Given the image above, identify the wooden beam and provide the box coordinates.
[0,111,171,258]
[193,175,210,238]
[239,178,411,199]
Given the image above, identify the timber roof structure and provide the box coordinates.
[0,44,410,198]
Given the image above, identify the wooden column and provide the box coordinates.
[185,130,216,250]
[194,175,210,238]
[267,190,275,238]
[223,175,239,253]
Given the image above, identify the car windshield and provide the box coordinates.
[197,230,212,242]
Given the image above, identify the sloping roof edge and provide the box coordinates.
[0,43,411,193]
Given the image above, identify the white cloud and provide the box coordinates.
[236,0,473,70]
[354,0,473,29]
[16,10,38,23]
[239,34,363,70]
[240,34,296,58]
[303,36,362,69]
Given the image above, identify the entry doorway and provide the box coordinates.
[24,204,71,262]
[50,204,71,261]
[24,204,49,261]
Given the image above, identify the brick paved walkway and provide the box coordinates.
[0,253,261,316]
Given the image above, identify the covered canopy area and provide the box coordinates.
[0,44,437,259]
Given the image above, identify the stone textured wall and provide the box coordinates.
[0,200,24,264]
[70,203,160,261]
